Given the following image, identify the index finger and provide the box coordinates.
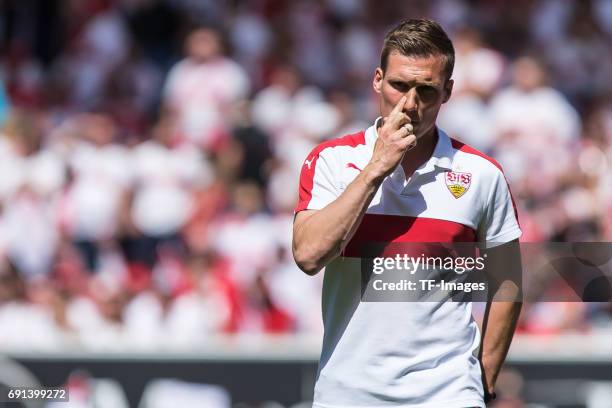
[391,95,407,116]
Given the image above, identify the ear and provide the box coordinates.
[442,79,454,103]
[373,68,383,94]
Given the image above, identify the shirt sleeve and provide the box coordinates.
[478,168,522,247]
[295,148,339,213]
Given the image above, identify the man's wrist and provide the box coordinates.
[480,356,500,403]
[361,163,387,186]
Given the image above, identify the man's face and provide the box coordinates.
[373,52,453,140]
[186,29,221,62]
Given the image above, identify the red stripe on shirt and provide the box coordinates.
[343,213,477,258]
[450,138,520,227]
[295,131,366,213]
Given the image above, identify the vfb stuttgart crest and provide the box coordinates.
[445,171,472,199]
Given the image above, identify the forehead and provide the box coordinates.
[189,29,219,43]
[384,52,447,84]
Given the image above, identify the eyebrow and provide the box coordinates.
[387,78,442,88]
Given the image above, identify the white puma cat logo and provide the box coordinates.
[304,158,314,169]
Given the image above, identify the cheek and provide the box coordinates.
[421,105,435,116]
[381,85,402,109]
[420,100,443,119]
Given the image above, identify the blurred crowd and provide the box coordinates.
[0,0,612,350]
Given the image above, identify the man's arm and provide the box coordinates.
[293,168,382,275]
[479,239,522,399]
[293,96,415,275]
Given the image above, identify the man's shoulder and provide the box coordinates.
[448,136,505,177]
[306,130,368,162]
[168,58,192,74]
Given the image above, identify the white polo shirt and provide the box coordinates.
[295,120,521,408]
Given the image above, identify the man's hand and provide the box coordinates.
[479,240,522,402]
[366,95,417,182]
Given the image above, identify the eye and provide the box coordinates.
[417,86,438,101]
[390,81,409,92]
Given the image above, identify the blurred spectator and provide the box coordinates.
[287,1,340,88]
[229,3,274,88]
[490,56,580,143]
[210,181,278,288]
[438,27,506,152]
[59,114,131,272]
[241,271,295,333]
[142,249,231,345]
[163,26,250,151]
[229,100,273,187]
[0,110,64,276]
[48,5,129,112]
[488,56,579,200]
[251,65,323,139]
[266,245,323,334]
[104,43,164,134]
[126,113,211,270]
[0,259,66,348]
[533,1,612,104]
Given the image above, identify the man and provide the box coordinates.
[163,26,250,150]
[293,19,522,407]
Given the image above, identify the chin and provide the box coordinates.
[415,124,434,139]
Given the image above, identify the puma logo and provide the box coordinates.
[304,158,314,169]
[346,162,363,172]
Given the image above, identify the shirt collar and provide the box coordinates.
[365,117,454,174]
[364,117,382,147]
[430,128,454,171]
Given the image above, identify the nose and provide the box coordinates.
[403,88,418,113]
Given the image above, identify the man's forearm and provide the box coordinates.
[292,165,383,275]
[293,101,417,275]
[480,294,522,395]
